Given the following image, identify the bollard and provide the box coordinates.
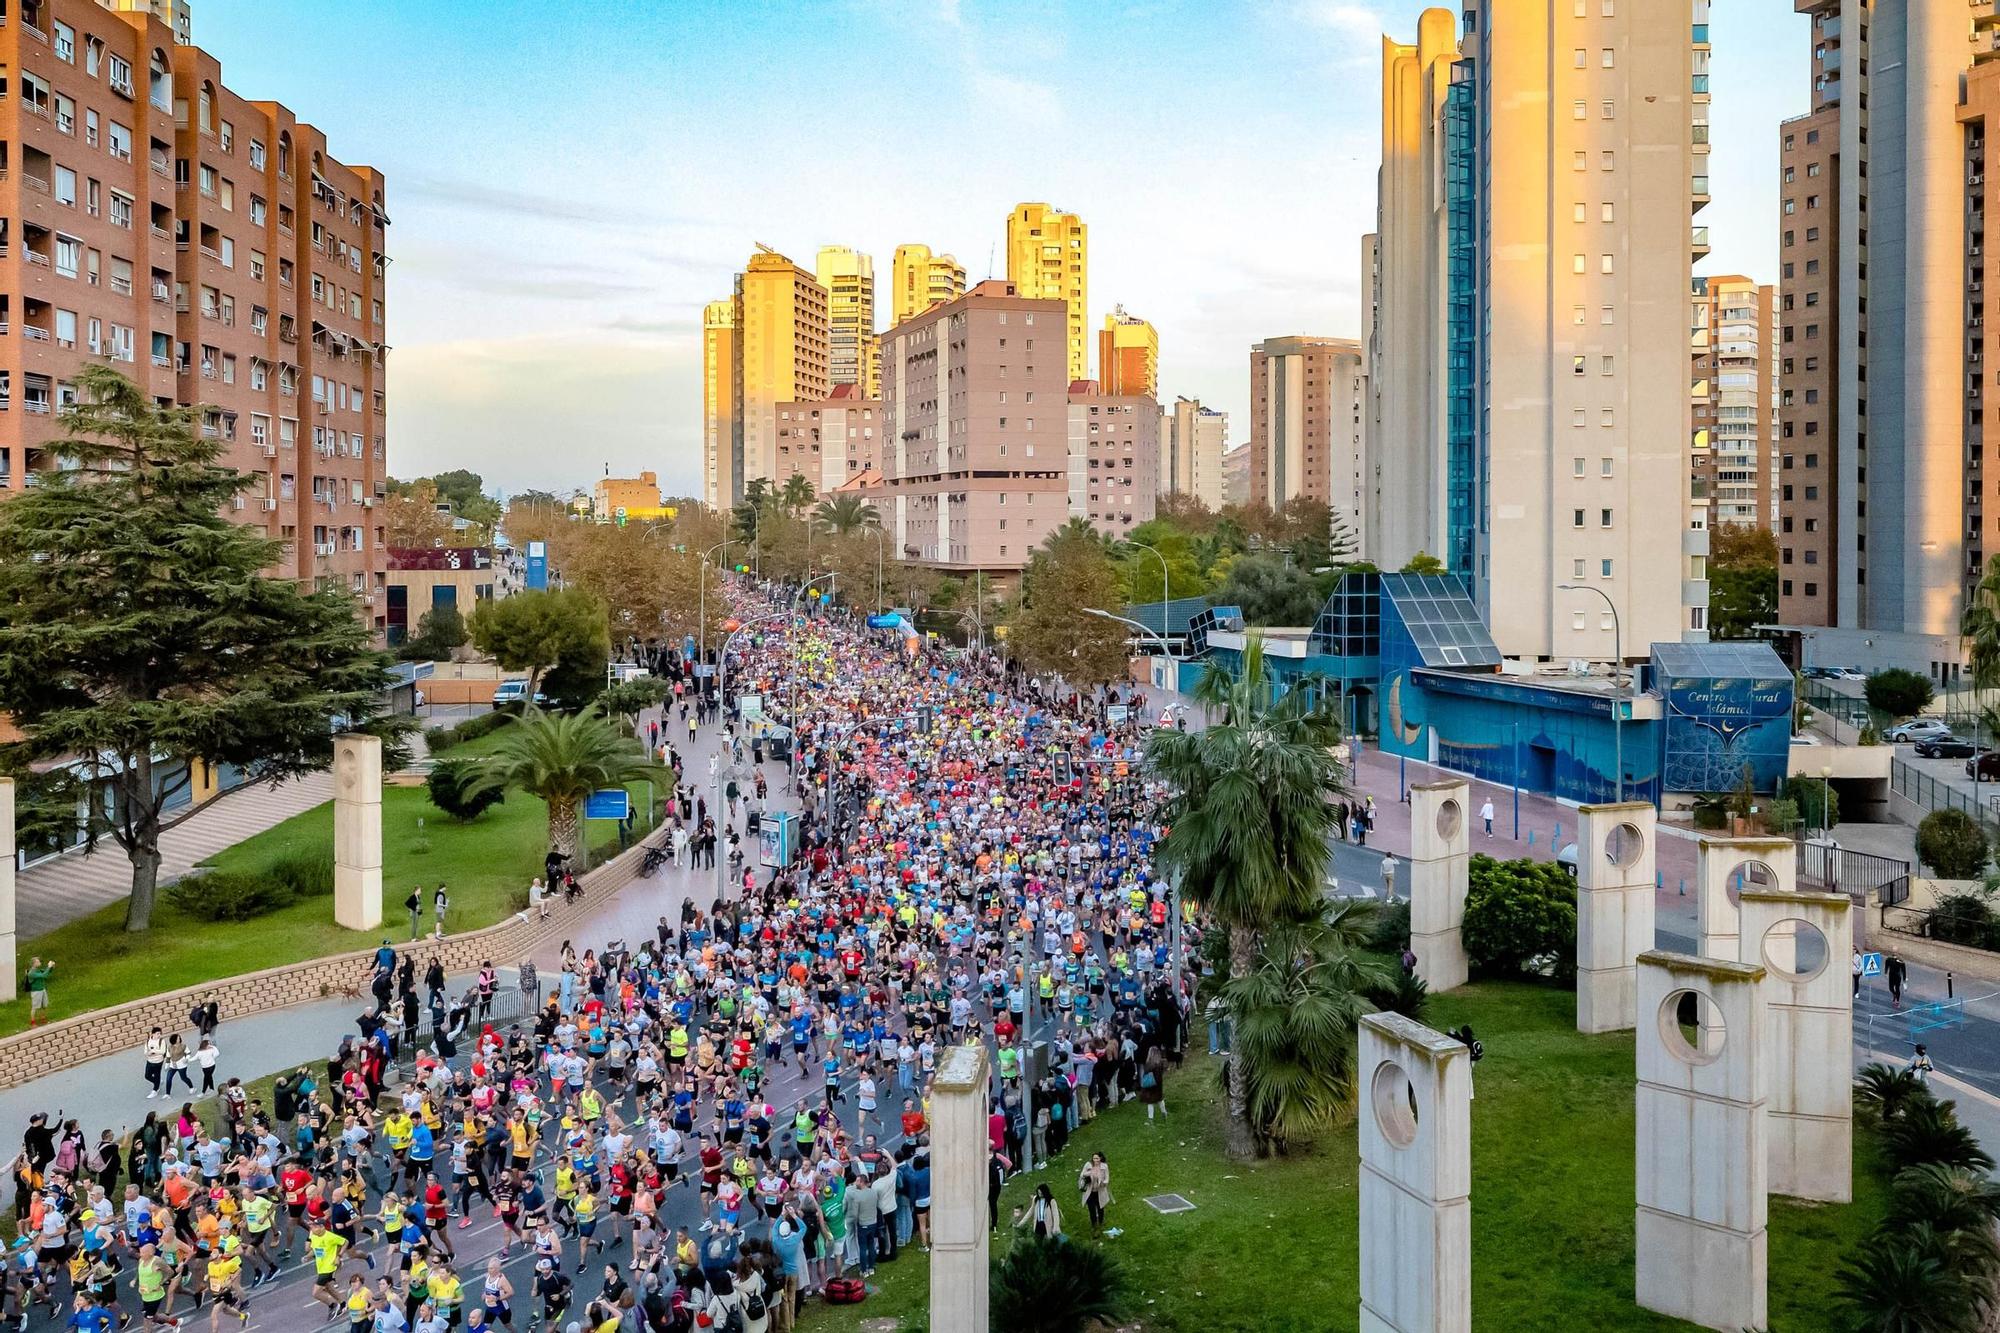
[1527,830,1536,847]
[1554,822,1562,845]
[1949,970,1956,999]
[1678,878,1686,896]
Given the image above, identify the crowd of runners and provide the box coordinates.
[1,583,1195,1333]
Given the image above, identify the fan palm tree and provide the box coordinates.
[1224,900,1390,1152]
[778,473,815,516]
[1146,635,1346,1159]
[991,1233,1129,1333]
[1855,1062,1934,1125]
[1889,1162,2000,1238]
[812,494,880,536]
[463,707,657,861]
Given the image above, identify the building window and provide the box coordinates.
[1573,611,1587,630]
[1573,509,1586,528]
[1601,48,1615,67]
[1601,559,1614,577]
[1573,457,1586,477]
[1600,508,1613,527]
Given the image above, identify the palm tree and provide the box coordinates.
[1882,1098,1997,1176]
[464,707,657,861]
[1146,636,1346,1159]
[1224,900,1391,1153]
[1856,1062,1933,1125]
[778,473,815,516]
[1836,1225,1981,1333]
[1964,554,2000,689]
[991,1233,1128,1333]
[1041,516,1108,555]
[812,494,880,536]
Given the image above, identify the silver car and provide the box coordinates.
[1885,718,1952,743]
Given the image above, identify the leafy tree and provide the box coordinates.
[1706,523,1778,639]
[462,708,656,860]
[383,483,459,550]
[1147,637,1345,1159]
[468,588,609,704]
[1461,855,1578,978]
[399,605,469,662]
[1400,551,1447,575]
[811,494,880,536]
[990,1233,1129,1333]
[501,493,574,553]
[1223,901,1390,1151]
[1008,525,1131,685]
[598,676,673,732]
[1867,668,1937,719]
[1917,808,1990,880]
[1210,553,1324,626]
[558,524,721,648]
[0,366,409,931]
[428,469,503,532]
[425,759,505,822]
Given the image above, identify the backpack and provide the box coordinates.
[824,1277,867,1305]
[715,1301,745,1333]
[742,1280,769,1321]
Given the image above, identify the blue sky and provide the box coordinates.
[199,0,1808,499]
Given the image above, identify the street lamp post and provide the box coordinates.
[714,611,784,905]
[1123,541,1170,613]
[871,527,885,614]
[1558,583,1624,801]
[698,540,729,669]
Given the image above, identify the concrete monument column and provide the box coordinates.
[1359,1012,1471,1333]
[333,735,383,932]
[1635,951,1768,1332]
[1408,779,1470,992]
[1695,837,1796,962]
[1575,802,1655,1034]
[0,778,16,1001]
[1739,889,1853,1203]
[930,1043,991,1333]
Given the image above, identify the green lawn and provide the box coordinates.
[812,982,1886,1333]
[1,746,662,1034]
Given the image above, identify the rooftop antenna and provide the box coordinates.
[986,241,996,283]
[754,241,778,256]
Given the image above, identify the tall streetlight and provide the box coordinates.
[870,526,886,614]
[697,540,730,667]
[1558,582,1624,801]
[1121,540,1170,611]
[714,610,785,903]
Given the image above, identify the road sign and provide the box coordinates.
[584,788,630,820]
[868,613,900,629]
[739,694,764,722]
[1860,951,1884,978]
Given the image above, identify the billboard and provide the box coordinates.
[387,546,493,571]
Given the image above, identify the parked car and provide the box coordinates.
[1915,735,1977,758]
[1886,718,1954,743]
[1801,666,1838,680]
[1970,750,2000,781]
[492,680,546,708]
[1833,667,1869,681]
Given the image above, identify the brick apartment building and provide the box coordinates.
[0,0,389,628]
[879,280,1068,571]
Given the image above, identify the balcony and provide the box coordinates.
[20,174,48,196]
[150,225,170,243]
[149,157,169,180]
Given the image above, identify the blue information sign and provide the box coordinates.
[583,788,630,820]
[525,540,549,591]
[1860,951,1884,978]
[867,613,900,629]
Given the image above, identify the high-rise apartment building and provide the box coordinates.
[878,280,1067,570]
[702,299,738,509]
[1776,1,1998,678]
[814,245,878,398]
[730,247,827,505]
[772,384,880,496]
[1065,381,1157,537]
[1222,443,1251,507]
[1248,336,1366,538]
[1098,305,1157,398]
[889,243,965,325]
[1366,9,1470,575]
[1005,203,1088,381]
[1690,275,1777,531]
[0,0,391,627]
[1369,3,1708,662]
[1161,396,1227,509]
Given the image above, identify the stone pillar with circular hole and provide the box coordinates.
[1739,889,1852,1203]
[930,1042,991,1333]
[1695,836,1797,963]
[1359,1011,1471,1333]
[1635,950,1768,1333]
[1409,779,1470,993]
[1576,802,1656,1034]
[333,734,383,932]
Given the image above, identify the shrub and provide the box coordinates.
[269,849,335,899]
[427,758,505,822]
[1781,775,1840,832]
[1918,808,1990,880]
[1363,900,1411,954]
[1854,1062,1932,1127]
[991,1234,1129,1333]
[1764,798,1801,836]
[163,870,290,922]
[1858,721,1883,746]
[1691,794,1729,830]
[1366,967,1430,1022]
[454,711,515,743]
[1461,854,1578,980]
[1866,667,1937,719]
[1929,891,1999,951]
[424,725,458,754]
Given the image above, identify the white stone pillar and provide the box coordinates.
[333,735,383,932]
[1575,802,1655,1034]
[0,778,16,1002]
[1739,889,1853,1203]
[1359,1012,1472,1333]
[1695,837,1796,962]
[1408,779,1470,993]
[930,1043,991,1333]
[1635,951,1768,1333]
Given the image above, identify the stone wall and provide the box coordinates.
[0,840,651,1089]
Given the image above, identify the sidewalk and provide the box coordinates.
[16,773,333,938]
